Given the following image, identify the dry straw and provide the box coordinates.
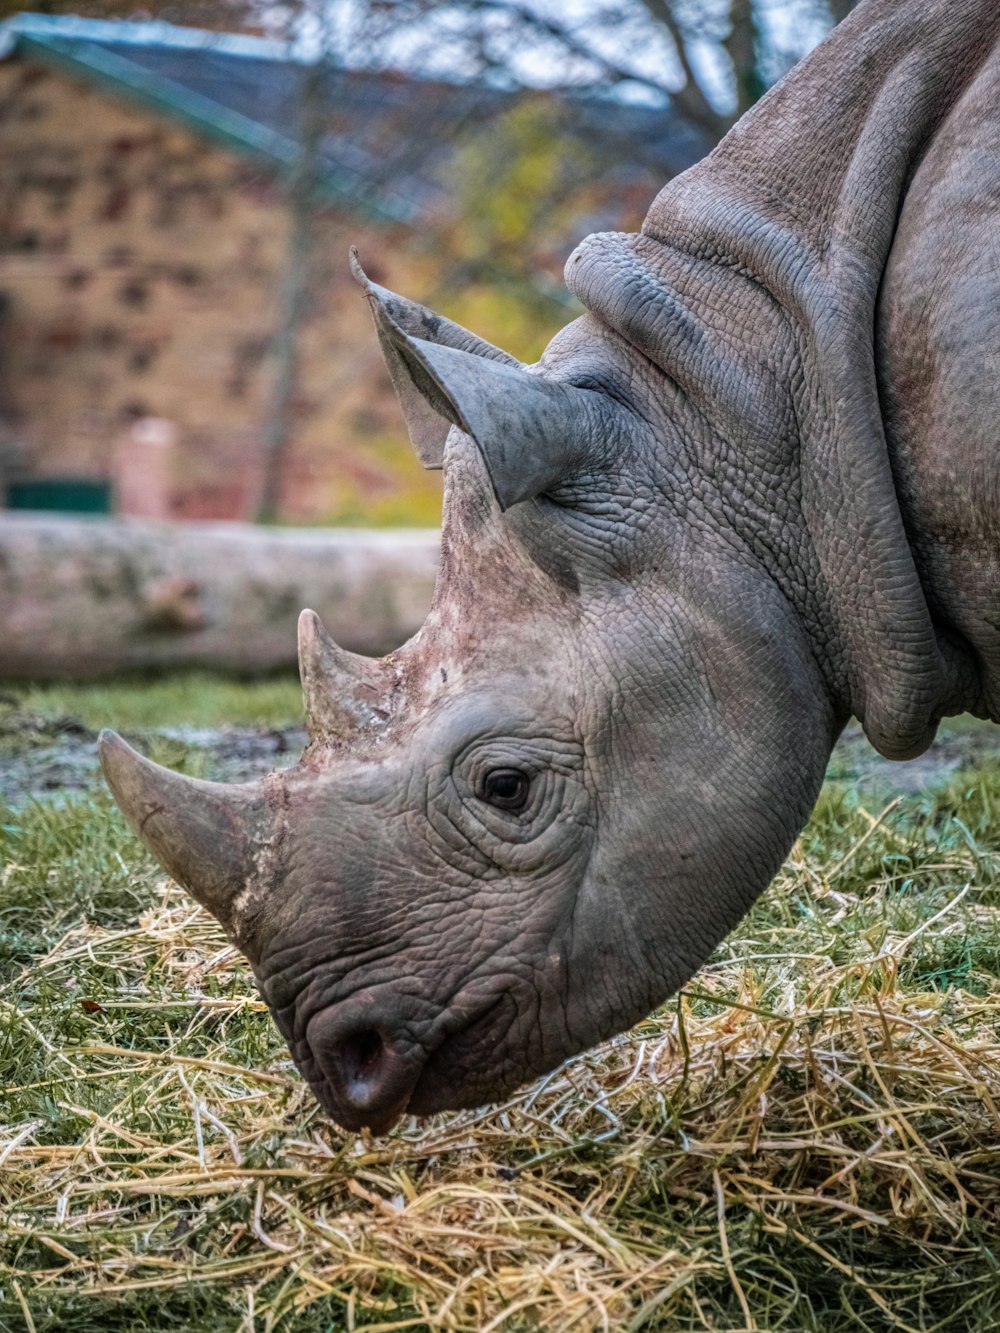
[3,786,1000,1331]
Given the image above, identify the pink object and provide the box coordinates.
[115,417,176,518]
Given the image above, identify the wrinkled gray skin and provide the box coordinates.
[100,0,1000,1132]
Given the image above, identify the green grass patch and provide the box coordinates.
[2,697,1000,1330]
[11,672,304,732]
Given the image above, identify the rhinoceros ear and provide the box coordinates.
[351,250,614,510]
[352,249,518,470]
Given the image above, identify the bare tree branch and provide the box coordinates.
[257,44,331,523]
[828,0,861,22]
[633,0,728,133]
[722,0,763,119]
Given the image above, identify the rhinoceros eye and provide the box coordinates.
[480,768,530,812]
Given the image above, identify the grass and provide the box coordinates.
[2,687,1000,1331]
[10,673,305,732]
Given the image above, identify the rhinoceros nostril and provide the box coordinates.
[306,1009,426,1132]
[338,1027,384,1086]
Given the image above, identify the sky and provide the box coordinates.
[284,0,837,114]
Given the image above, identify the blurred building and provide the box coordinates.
[0,13,711,523]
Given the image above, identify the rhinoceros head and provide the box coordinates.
[100,253,837,1132]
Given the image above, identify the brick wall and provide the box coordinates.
[0,57,444,523]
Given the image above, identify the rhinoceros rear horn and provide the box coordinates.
[297,608,395,743]
[352,250,617,510]
[98,730,272,934]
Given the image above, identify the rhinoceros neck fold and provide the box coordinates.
[569,0,1000,760]
[655,0,1000,266]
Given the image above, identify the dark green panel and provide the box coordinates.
[6,478,113,513]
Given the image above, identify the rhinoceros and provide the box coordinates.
[99,0,1000,1132]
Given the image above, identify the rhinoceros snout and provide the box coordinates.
[305,1007,427,1134]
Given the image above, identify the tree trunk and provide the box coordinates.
[257,54,329,523]
[0,515,439,678]
[723,0,765,119]
[828,0,860,23]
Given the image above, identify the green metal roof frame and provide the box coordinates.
[2,22,408,224]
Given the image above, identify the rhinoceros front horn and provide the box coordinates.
[98,730,272,933]
[297,608,395,743]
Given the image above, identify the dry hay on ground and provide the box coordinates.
[3,789,1000,1332]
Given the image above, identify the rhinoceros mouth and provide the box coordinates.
[309,1076,413,1135]
[294,987,524,1132]
[406,988,540,1118]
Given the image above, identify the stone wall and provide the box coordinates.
[0,57,444,524]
